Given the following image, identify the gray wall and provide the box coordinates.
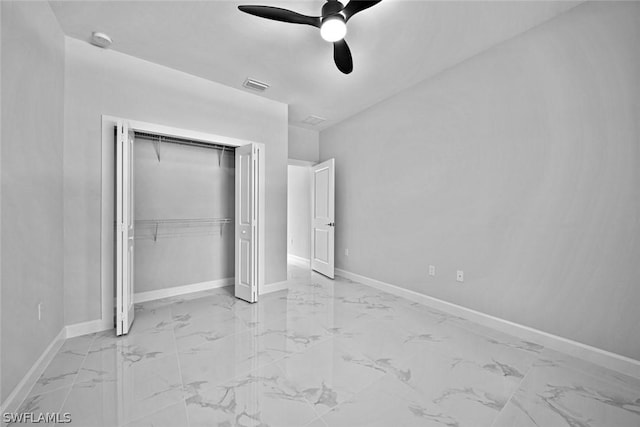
[1,1,65,402]
[287,165,311,260]
[134,141,235,293]
[64,37,288,325]
[320,2,640,360]
[288,125,319,162]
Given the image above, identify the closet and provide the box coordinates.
[133,132,235,295]
[114,121,264,335]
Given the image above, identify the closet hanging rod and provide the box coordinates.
[135,218,232,226]
[133,131,236,152]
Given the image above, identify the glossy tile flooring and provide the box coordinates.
[13,265,640,426]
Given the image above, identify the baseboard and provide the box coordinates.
[65,318,112,339]
[133,277,234,303]
[0,327,66,418]
[287,254,310,267]
[335,268,640,380]
[260,280,289,295]
[287,159,315,167]
[136,276,287,298]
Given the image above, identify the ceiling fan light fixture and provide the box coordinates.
[320,16,347,42]
[237,0,382,73]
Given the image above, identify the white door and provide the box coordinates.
[235,143,265,302]
[116,122,135,335]
[311,159,335,278]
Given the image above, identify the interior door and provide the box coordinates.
[116,122,135,335]
[235,143,265,302]
[311,159,335,278]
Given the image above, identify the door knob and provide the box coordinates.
[326,222,335,227]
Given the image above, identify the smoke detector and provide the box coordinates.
[243,78,270,92]
[90,32,113,48]
[301,115,326,126]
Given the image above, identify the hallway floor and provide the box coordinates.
[14,265,640,426]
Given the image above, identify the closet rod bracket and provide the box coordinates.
[218,146,225,167]
[153,137,162,162]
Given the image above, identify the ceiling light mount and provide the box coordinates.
[90,32,113,48]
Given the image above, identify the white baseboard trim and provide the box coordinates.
[260,280,289,295]
[335,268,640,379]
[288,159,315,167]
[133,278,234,304]
[287,254,310,267]
[65,318,112,339]
[0,327,66,418]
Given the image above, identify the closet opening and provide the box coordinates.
[133,130,235,302]
[113,121,264,335]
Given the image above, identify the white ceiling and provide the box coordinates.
[49,0,579,131]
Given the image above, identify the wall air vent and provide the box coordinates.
[242,78,270,92]
[301,115,327,126]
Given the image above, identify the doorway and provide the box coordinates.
[286,158,335,279]
[287,161,313,267]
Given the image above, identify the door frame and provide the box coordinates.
[101,115,257,332]
[286,159,315,266]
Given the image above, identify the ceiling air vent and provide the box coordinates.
[243,78,270,92]
[301,115,326,126]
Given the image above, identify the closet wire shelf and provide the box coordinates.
[133,218,233,241]
[134,131,233,166]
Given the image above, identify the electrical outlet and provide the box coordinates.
[456,270,464,282]
[429,265,436,276]
[38,302,42,321]
[345,248,349,256]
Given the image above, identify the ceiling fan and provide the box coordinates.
[237,0,382,74]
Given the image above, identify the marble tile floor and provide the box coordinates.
[12,264,640,427]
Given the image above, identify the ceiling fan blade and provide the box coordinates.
[342,0,382,21]
[333,39,353,74]
[238,5,321,28]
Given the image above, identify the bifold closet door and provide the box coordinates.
[311,158,335,279]
[116,121,136,335]
[235,143,265,303]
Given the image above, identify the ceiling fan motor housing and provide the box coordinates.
[322,0,345,21]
